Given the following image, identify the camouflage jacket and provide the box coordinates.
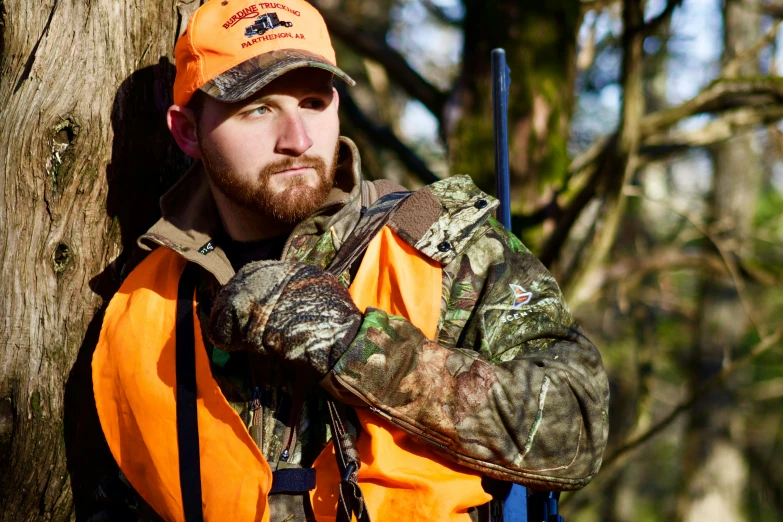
[104,137,608,520]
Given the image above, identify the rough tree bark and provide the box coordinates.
[0,0,194,519]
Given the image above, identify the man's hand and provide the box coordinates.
[208,260,362,377]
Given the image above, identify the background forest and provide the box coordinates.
[0,0,782,521]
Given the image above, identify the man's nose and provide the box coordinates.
[274,111,313,156]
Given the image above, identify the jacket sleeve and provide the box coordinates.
[321,219,610,491]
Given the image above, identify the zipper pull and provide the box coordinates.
[369,406,392,421]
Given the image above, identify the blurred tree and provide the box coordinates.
[679,1,762,520]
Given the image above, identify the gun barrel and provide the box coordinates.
[491,48,512,230]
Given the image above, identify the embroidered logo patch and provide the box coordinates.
[509,284,532,309]
[245,12,293,37]
[198,241,215,255]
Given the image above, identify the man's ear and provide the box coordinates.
[332,86,339,111]
[167,105,202,158]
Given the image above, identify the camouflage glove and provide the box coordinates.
[208,260,362,377]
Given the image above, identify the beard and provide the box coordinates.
[201,139,340,224]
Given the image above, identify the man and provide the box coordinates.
[92,0,610,521]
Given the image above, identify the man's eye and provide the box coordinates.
[244,105,268,117]
[302,98,326,110]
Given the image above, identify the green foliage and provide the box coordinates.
[753,184,783,231]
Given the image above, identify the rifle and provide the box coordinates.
[491,48,563,522]
[492,48,511,231]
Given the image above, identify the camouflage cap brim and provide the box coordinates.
[199,49,355,103]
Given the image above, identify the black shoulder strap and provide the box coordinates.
[176,263,204,522]
[172,192,410,522]
[327,191,410,276]
[324,190,411,522]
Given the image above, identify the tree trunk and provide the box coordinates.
[678,1,762,520]
[0,1,193,519]
[448,0,579,226]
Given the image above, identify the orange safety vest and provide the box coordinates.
[93,226,491,522]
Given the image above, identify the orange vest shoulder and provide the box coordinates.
[94,229,490,522]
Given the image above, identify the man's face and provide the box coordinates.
[195,68,340,224]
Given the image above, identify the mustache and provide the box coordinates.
[257,155,328,179]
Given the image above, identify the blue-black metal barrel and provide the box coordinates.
[492,48,512,230]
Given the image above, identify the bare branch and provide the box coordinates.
[320,10,448,120]
[742,377,783,401]
[421,0,462,26]
[553,6,782,279]
[603,326,783,467]
[512,193,562,231]
[562,0,646,305]
[723,19,783,78]
[581,0,619,15]
[569,135,611,174]
[739,258,783,286]
[639,0,682,37]
[336,84,440,185]
[539,157,603,268]
[602,248,728,283]
[640,78,783,134]
[569,78,783,175]
[624,186,770,338]
[561,78,783,291]
[564,182,781,323]
[581,245,780,307]
[641,104,783,155]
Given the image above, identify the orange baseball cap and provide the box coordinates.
[173,0,355,107]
